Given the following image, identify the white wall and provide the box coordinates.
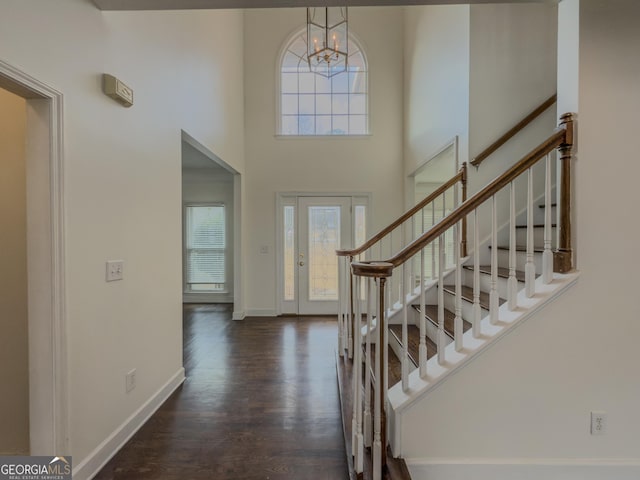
[403,5,470,180]
[243,7,404,315]
[0,0,244,467]
[467,3,558,250]
[0,88,29,454]
[468,3,558,190]
[404,4,557,251]
[403,1,640,477]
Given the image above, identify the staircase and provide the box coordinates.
[335,104,578,480]
[388,198,554,382]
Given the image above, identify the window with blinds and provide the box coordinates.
[185,205,225,292]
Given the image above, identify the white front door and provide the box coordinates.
[278,194,368,316]
[297,197,352,315]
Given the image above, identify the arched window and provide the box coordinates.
[279,28,368,136]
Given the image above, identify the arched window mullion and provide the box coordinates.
[279,27,368,136]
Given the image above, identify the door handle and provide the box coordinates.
[299,261,305,266]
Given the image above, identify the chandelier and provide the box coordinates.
[307,7,348,78]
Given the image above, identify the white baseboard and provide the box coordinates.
[406,458,640,480]
[246,309,276,317]
[232,310,246,320]
[73,368,186,480]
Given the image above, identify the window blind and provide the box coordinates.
[186,205,225,291]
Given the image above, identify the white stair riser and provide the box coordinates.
[515,226,555,246]
[423,314,453,348]
[443,289,487,323]
[462,268,519,300]
[496,248,542,273]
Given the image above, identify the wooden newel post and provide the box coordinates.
[351,261,393,479]
[554,113,576,273]
[460,162,468,258]
[378,276,387,472]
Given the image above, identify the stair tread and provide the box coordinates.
[411,305,471,339]
[369,344,402,387]
[464,265,526,282]
[492,245,545,253]
[443,284,505,309]
[389,324,437,366]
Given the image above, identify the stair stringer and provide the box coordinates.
[386,271,579,458]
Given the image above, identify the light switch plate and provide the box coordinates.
[106,260,124,282]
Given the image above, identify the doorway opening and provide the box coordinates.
[0,60,68,455]
[276,193,370,315]
[181,131,242,319]
[409,138,459,276]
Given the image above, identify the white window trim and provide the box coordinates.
[183,202,228,295]
[275,26,371,137]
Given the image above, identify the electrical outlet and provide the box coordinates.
[106,260,124,282]
[591,411,607,435]
[126,369,136,393]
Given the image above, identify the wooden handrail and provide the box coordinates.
[470,94,557,168]
[353,114,574,275]
[337,166,466,257]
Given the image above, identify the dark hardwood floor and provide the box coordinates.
[93,304,348,480]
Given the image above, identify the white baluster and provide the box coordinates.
[353,277,363,474]
[411,214,416,243]
[431,202,436,279]
[442,192,448,266]
[338,257,344,355]
[383,277,389,410]
[388,233,393,315]
[437,234,446,365]
[348,257,354,360]
[508,181,518,310]
[543,153,553,284]
[419,247,427,378]
[364,278,373,448]
[402,263,409,392]
[473,209,481,338]
[454,223,463,352]
[490,196,499,325]
[344,259,350,355]
[525,168,536,297]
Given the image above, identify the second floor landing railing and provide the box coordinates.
[470,94,557,168]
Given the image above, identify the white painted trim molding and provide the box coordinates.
[246,309,278,317]
[406,458,640,480]
[73,368,186,480]
[0,59,69,456]
[232,310,246,321]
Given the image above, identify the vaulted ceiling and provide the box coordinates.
[92,0,551,11]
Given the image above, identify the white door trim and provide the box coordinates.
[180,130,244,319]
[407,136,459,210]
[0,59,69,454]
